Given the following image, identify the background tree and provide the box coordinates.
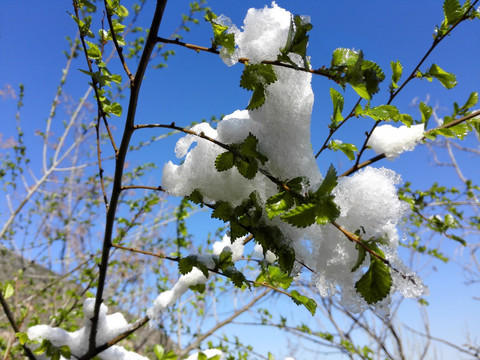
[0,1,479,359]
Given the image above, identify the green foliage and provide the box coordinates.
[290,290,317,315]
[435,0,479,38]
[354,242,392,304]
[328,48,385,100]
[187,188,205,206]
[417,63,457,89]
[33,339,72,360]
[278,14,313,68]
[204,11,235,54]
[179,255,210,278]
[154,344,178,360]
[255,266,293,290]
[328,140,358,161]
[425,92,479,140]
[329,88,344,128]
[355,103,413,126]
[2,282,14,299]
[279,165,340,227]
[389,59,403,91]
[215,133,268,179]
[240,64,278,110]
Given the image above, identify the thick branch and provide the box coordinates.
[87,0,168,357]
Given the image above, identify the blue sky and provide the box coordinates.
[1,1,479,359]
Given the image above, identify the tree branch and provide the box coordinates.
[87,0,169,357]
[0,291,37,360]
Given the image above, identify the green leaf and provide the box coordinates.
[215,152,234,172]
[267,266,293,289]
[223,266,250,288]
[187,189,204,205]
[355,245,392,304]
[331,48,361,67]
[154,344,165,360]
[361,60,385,95]
[3,283,13,299]
[313,197,341,225]
[330,88,344,126]
[281,202,317,228]
[266,191,294,219]
[351,244,367,272]
[204,11,235,54]
[290,290,317,315]
[178,255,209,278]
[16,332,29,345]
[329,140,358,160]
[419,102,433,124]
[239,133,267,164]
[449,234,466,246]
[85,41,102,60]
[116,5,129,17]
[351,83,370,100]
[278,14,313,68]
[285,177,307,192]
[211,201,234,221]
[367,105,400,121]
[390,60,403,88]
[236,158,258,179]
[443,0,463,24]
[315,164,338,197]
[189,283,206,293]
[230,220,249,240]
[109,102,122,116]
[216,248,233,271]
[423,64,457,89]
[240,64,277,110]
[461,91,479,112]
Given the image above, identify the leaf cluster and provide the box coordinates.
[277,15,313,68]
[351,240,392,304]
[416,63,457,89]
[435,0,480,39]
[266,165,340,228]
[326,48,385,100]
[204,11,235,54]
[240,64,278,110]
[215,133,268,179]
[355,103,414,126]
[425,92,479,140]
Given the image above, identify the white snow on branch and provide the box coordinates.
[27,298,148,360]
[148,235,245,320]
[367,123,425,158]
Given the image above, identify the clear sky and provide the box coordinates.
[1,1,479,359]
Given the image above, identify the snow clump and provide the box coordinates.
[367,123,425,158]
[148,235,246,320]
[27,298,148,360]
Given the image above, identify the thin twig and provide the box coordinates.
[103,0,135,85]
[179,289,272,358]
[0,291,37,360]
[156,36,335,80]
[315,98,362,159]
